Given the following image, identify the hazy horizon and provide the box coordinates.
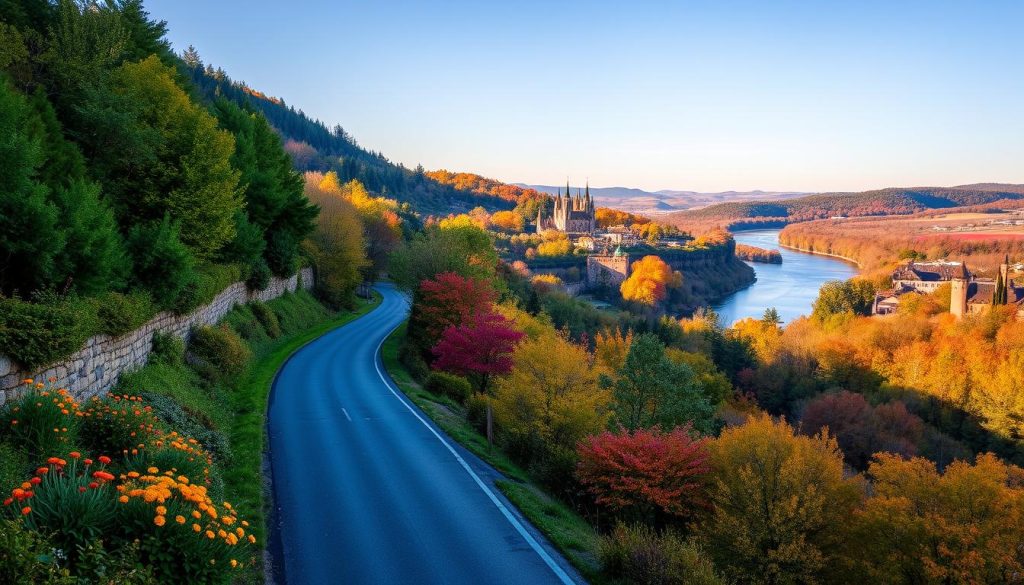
[148,0,1024,193]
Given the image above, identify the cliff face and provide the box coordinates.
[665,242,755,314]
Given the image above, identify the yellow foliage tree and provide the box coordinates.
[490,210,525,232]
[302,181,368,306]
[845,453,1024,583]
[702,414,863,584]
[594,328,633,373]
[493,332,609,459]
[536,234,571,257]
[620,255,682,305]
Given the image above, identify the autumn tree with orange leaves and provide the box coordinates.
[620,255,682,305]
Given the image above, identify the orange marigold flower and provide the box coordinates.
[156,506,167,515]
[154,515,166,527]
[147,467,159,474]
[175,515,186,524]
[46,457,61,465]
[193,523,202,533]
[69,451,81,459]
[206,530,215,539]
[98,456,111,465]
[29,477,40,486]
[192,510,202,519]
[83,459,93,466]
[22,378,33,385]
[21,506,30,515]
[119,496,129,504]
[248,535,256,544]
[231,559,238,568]
[92,471,115,482]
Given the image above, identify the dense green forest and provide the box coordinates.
[667,184,1024,231]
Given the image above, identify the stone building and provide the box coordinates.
[874,259,1024,318]
[586,246,630,288]
[537,182,596,236]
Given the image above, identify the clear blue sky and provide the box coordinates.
[147,0,1024,193]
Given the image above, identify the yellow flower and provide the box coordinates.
[230,559,238,568]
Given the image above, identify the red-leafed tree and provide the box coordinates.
[576,427,710,525]
[432,311,524,393]
[409,272,498,354]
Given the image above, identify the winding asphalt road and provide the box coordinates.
[267,284,581,584]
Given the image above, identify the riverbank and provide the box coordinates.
[775,241,862,268]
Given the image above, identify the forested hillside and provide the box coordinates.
[667,185,1024,232]
[182,60,511,215]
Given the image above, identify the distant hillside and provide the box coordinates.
[665,185,1024,232]
[517,184,806,216]
[183,63,511,215]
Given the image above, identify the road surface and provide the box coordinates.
[267,283,581,584]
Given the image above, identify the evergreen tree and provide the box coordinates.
[0,78,62,295]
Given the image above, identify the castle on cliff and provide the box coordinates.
[536,182,596,235]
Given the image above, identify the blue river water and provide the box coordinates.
[712,229,859,326]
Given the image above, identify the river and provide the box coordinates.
[712,229,858,326]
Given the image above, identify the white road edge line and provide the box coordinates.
[372,313,577,585]
[341,408,352,422]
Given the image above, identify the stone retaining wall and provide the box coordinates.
[0,267,314,406]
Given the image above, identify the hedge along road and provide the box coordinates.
[267,283,581,585]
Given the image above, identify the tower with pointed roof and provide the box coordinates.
[536,180,596,235]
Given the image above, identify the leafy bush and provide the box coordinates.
[78,395,163,460]
[250,301,282,339]
[0,519,71,584]
[599,523,723,585]
[127,217,196,311]
[172,263,243,316]
[149,333,185,367]
[96,291,155,337]
[0,293,98,371]
[246,258,272,291]
[0,386,80,460]
[398,341,430,382]
[0,442,28,498]
[112,464,254,582]
[141,393,231,465]
[425,371,472,403]
[466,393,490,435]
[188,325,251,380]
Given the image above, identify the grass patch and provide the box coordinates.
[381,323,604,582]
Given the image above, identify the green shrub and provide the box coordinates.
[188,325,252,380]
[127,217,196,311]
[71,539,157,584]
[78,394,164,460]
[466,393,490,435]
[0,292,98,371]
[141,392,231,465]
[0,519,72,584]
[0,386,80,460]
[425,371,472,404]
[0,442,28,495]
[149,332,185,367]
[399,341,430,382]
[599,523,723,585]
[246,258,272,291]
[96,291,155,337]
[268,290,330,333]
[172,263,243,316]
[250,301,282,338]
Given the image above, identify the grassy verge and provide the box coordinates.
[381,323,605,583]
[121,290,381,582]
